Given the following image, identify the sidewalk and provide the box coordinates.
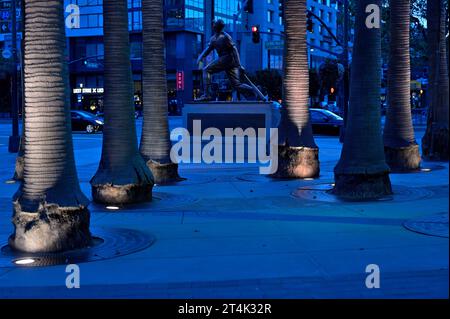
[0,122,447,298]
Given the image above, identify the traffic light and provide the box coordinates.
[244,0,254,14]
[251,25,260,44]
[307,12,314,32]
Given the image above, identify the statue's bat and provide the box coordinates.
[241,71,268,102]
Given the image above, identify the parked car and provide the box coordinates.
[310,108,343,135]
[71,110,104,133]
[96,110,141,119]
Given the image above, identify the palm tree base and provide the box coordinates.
[271,145,320,179]
[422,124,449,161]
[92,183,152,205]
[9,203,92,253]
[384,144,421,172]
[332,172,393,200]
[13,155,24,181]
[147,161,185,185]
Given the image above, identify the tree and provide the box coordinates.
[383,0,421,171]
[421,0,449,160]
[248,69,283,102]
[91,0,154,204]
[272,0,319,179]
[139,0,183,184]
[332,0,392,199]
[9,0,91,252]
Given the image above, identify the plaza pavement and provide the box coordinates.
[0,118,448,298]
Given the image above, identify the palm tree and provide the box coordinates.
[383,0,421,171]
[9,0,91,253]
[91,0,154,204]
[422,0,449,160]
[272,0,319,179]
[140,0,183,184]
[332,0,392,200]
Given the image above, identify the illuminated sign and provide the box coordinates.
[176,71,184,91]
[73,87,104,94]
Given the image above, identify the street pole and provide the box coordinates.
[339,0,349,143]
[8,0,20,153]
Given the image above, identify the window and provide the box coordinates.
[267,10,274,23]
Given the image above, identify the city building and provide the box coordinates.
[307,0,340,68]
[0,0,341,113]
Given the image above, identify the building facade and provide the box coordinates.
[0,0,341,113]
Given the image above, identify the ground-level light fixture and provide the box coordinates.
[13,258,36,266]
[421,168,432,172]
[5,179,16,184]
[106,206,120,210]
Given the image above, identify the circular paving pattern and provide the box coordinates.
[0,227,155,268]
[390,164,447,174]
[237,173,333,183]
[91,191,200,212]
[156,173,216,186]
[291,184,435,203]
[404,213,449,238]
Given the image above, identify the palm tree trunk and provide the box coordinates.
[140,0,183,184]
[272,0,319,179]
[91,0,154,204]
[383,0,421,171]
[9,0,91,253]
[422,0,449,160]
[333,0,392,200]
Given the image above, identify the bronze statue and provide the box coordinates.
[196,19,266,102]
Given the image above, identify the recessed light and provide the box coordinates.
[304,178,315,181]
[5,179,16,184]
[421,168,432,172]
[106,206,120,210]
[14,258,36,265]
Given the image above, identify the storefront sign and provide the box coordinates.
[73,87,104,94]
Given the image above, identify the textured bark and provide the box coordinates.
[275,0,319,178]
[271,145,319,179]
[383,0,421,171]
[333,0,392,200]
[10,0,91,253]
[91,0,154,204]
[139,0,182,184]
[422,0,449,161]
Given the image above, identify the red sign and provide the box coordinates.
[176,71,184,91]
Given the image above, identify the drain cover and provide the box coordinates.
[292,184,435,203]
[0,227,155,268]
[404,213,449,238]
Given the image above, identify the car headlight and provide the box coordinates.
[95,120,104,125]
